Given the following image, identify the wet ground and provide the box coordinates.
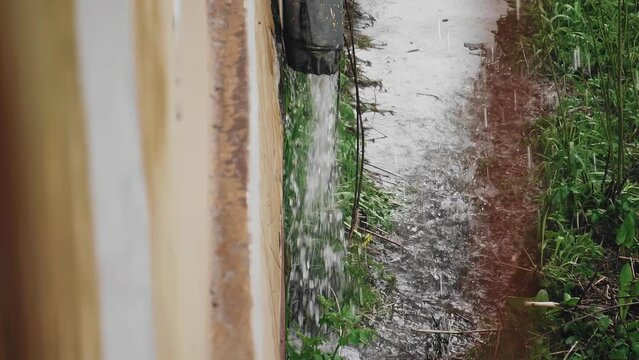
[461,10,550,359]
[349,0,544,358]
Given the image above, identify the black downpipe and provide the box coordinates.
[282,0,344,75]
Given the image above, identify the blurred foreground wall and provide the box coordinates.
[0,0,283,359]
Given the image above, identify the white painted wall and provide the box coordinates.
[75,1,156,359]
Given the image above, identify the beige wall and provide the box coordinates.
[0,0,283,359]
[135,0,213,359]
[253,0,285,358]
[0,1,101,358]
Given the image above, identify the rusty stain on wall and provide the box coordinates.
[208,0,254,358]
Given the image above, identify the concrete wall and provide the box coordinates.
[0,0,283,359]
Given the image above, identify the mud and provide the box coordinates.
[350,1,545,359]
[461,9,549,359]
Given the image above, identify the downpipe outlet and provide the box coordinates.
[282,0,344,75]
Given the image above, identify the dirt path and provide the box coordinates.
[347,0,541,359]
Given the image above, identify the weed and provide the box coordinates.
[282,42,394,360]
[522,0,639,358]
[286,297,376,360]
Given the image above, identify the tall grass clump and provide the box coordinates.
[525,0,639,358]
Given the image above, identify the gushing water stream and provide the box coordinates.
[287,74,347,330]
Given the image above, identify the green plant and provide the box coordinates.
[524,0,639,357]
[283,43,395,360]
[287,297,376,360]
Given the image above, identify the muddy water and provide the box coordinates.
[348,0,542,359]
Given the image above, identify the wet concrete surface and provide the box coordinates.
[348,0,543,359]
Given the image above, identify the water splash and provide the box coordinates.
[287,73,347,331]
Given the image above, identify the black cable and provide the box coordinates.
[344,0,365,241]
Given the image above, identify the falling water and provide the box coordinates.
[483,107,488,128]
[573,46,581,70]
[287,73,347,331]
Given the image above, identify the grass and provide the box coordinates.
[509,0,639,358]
[283,55,395,359]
